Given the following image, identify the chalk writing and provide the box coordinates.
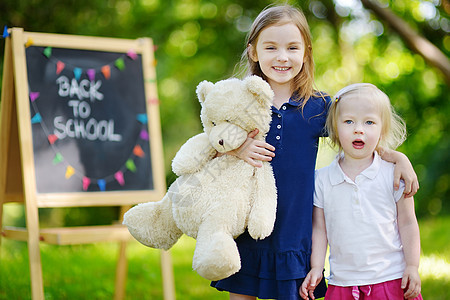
[56,75,103,102]
[53,76,122,142]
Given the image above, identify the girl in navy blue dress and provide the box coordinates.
[211,5,419,300]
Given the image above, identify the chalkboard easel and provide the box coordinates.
[0,28,174,299]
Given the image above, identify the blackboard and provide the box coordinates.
[26,46,153,193]
[0,29,166,207]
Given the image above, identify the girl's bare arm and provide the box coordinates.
[397,195,421,299]
[300,207,327,300]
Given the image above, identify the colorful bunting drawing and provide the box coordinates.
[30,92,40,102]
[47,134,58,145]
[101,65,111,79]
[140,129,149,141]
[25,37,33,47]
[32,46,140,83]
[53,153,63,164]
[148,98,159,105]
[82,177,91,191]
[29,46,151,192]
[2,26,9,38]
[65,166,75,179]
[31,113,42,124]
[73,67,82,80]
[126,159,137,172]
[56,61,65,74]
[87,69,95,81]
[97,179,106,191]
[133,145,145,158]
[115,58,125,70]
[43,47,52,58]
[114,171,125,186]
[127,49,138,60]
[137,114,148,124]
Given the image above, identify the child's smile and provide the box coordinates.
[249,22,305,93]
[273,66,291,71]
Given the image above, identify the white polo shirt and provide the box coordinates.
[314,152,406,286]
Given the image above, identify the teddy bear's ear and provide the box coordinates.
[244,75,274,106]
[196,80,214,104]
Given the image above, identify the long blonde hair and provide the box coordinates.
[326,83,407,151]
[239,4,316,107]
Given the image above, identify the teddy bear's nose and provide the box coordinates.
[218,139,224,146]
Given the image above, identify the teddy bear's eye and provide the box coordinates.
[225,120,230,123]
[212,121,216,126]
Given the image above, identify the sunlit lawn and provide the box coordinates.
[1,216,449,299]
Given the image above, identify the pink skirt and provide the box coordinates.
[325,278,423,300]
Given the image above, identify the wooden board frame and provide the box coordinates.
[0,28,175,300]
[7,28,167,208]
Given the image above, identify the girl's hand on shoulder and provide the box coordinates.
[402,265,421,299]
[299,268,323,300]
[228,129,275,167]
[393,152,419,198]
[378,148,419,197]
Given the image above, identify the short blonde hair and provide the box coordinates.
[326,83,407,151]
[240,4,315,106]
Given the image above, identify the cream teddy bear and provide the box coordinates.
[123,76,277,281]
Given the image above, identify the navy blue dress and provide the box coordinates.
[212,94,331,299]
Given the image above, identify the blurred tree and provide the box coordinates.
[0,0,448,222]
[361,0,450,84]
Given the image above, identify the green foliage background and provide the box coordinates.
[0,0,449,223]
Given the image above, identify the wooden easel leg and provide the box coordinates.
[23,187,44,299]
[160,250,176,300]
[28,233,44,299]
[114,241,128,300]
[25,204,44,299]
[0,33,13,263]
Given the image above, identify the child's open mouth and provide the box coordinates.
[352,140,365,149]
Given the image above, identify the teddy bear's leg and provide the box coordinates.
[123,194,183,250]
[247,163,278,240]
[192,222,241,281]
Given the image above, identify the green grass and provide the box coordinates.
[0,236,226,300]
[417,217,450,300]
[1,216,449,299]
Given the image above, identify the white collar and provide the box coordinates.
[328,151,381,185]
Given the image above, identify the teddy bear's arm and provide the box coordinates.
[247,163,278,240]
[172,133,217,176]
